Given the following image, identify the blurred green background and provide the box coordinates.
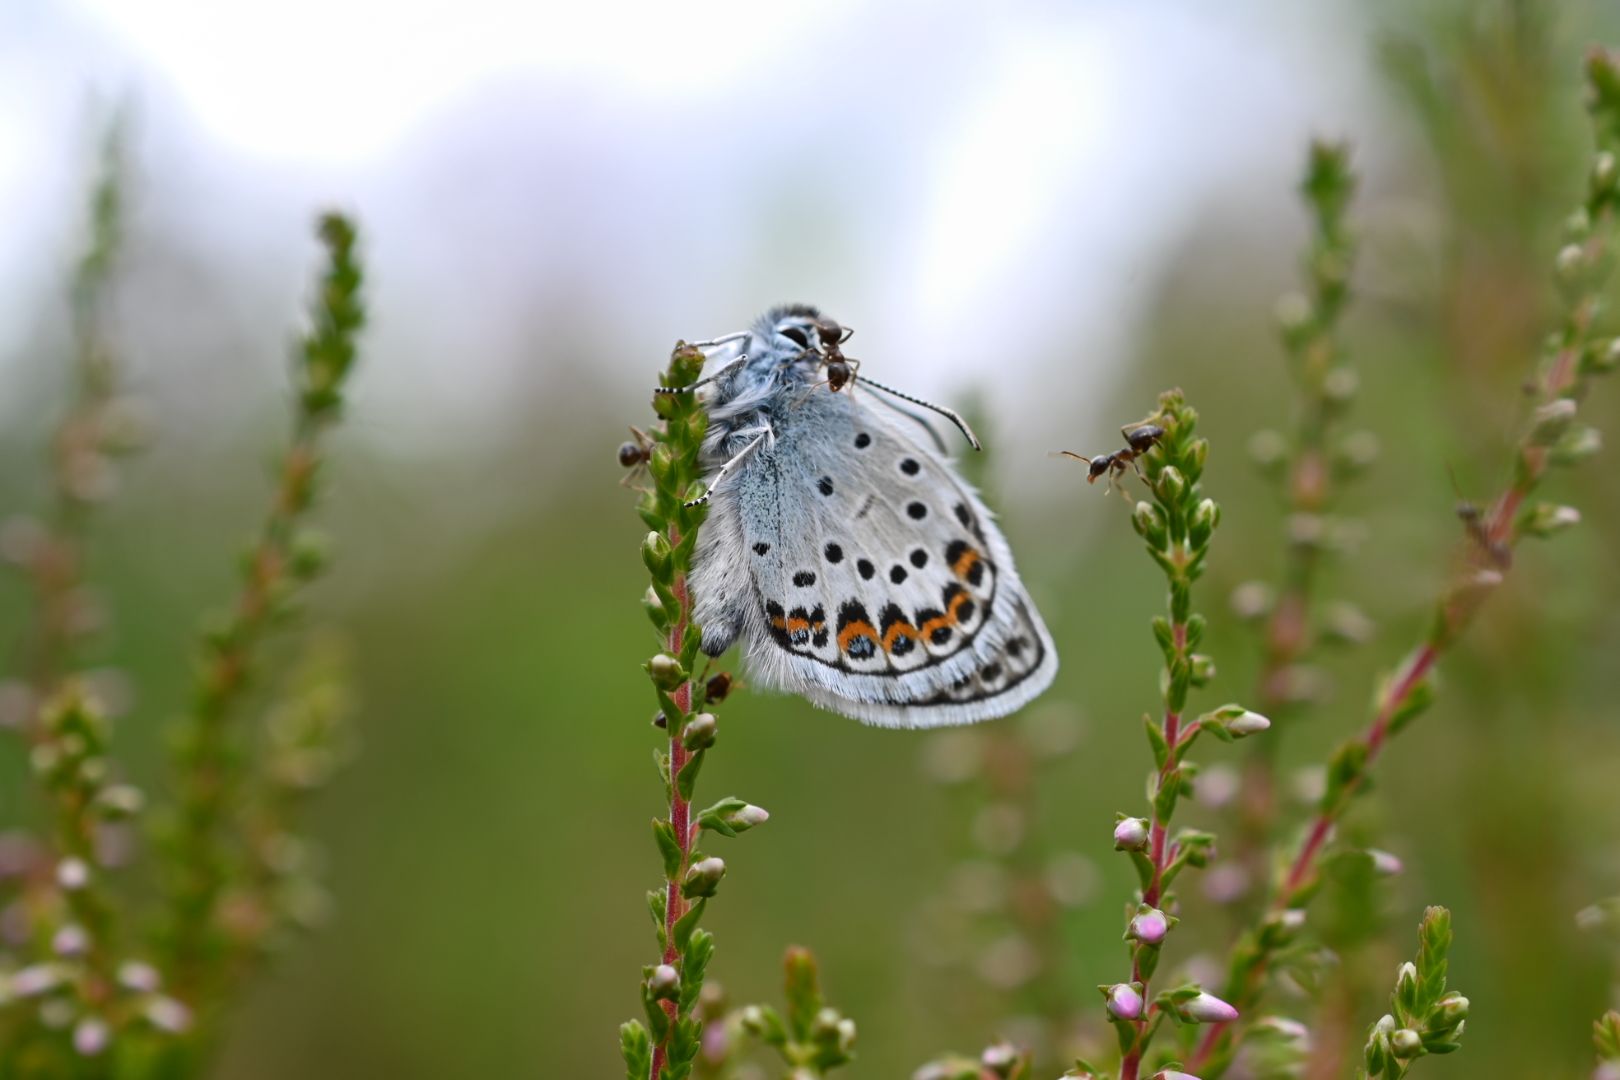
[5,1,1620,1077]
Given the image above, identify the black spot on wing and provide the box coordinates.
[907,501,928,520]
[824,543,843,563]
[754,542,770,556]
[910,548,928,568]
[900,458,920,475]
[890,565,907,584]
[818,476,835,496]
[793,570,816,587]
[854,432,871,449]
[857,559,875,581]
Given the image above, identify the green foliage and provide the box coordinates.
[0,129,366,1076]
[739,947,858,1078]
[1361,907,1469,1077]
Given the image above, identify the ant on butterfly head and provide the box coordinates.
[778,316,860,392]
[1058,423,1166,494]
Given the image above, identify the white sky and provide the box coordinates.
[0,0,1379,469]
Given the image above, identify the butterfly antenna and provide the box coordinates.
[688,330,749,349]
[654,355,748,395]
[858,377,982,451]
[1052,450,1092,463]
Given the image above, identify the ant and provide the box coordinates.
[1449,467,1511,569]
[616,426,655,487]
[808,317,859,392]
[1059,424,1166,493]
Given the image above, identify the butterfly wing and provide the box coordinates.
[690,385,1057,728]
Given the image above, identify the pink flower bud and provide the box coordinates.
[1106,983,1144,1020]
[1113,817,1150,851]
[1181,991,1239,1023]
[649,964,681,1000]
[73,1017,109,1057]
[1128,907,1169,945]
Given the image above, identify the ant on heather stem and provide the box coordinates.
[1059,424,1167,494]
[616,426,655,487]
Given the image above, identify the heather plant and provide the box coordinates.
[1186,48,1620,1076]
[620,343,772,1080]
[0,138,365,1077]
[611,42,1620,1080]
[738,947,858,1079]
[1358,908,1468,1078]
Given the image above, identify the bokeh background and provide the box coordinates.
[4,0,1620,1076]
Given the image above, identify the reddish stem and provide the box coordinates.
[649,571,692,1080]
[1189,642,1438,1069]
[1120,624,1187,1080]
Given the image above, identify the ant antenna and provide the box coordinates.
[857,376,982,451]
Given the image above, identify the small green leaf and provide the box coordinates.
[652,819,682,880]
[676,749,705,801]
[620,1020,652,1080]
[673,897,706,950]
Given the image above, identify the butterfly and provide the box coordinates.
[683,304,1058,728]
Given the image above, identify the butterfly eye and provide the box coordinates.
[779,326,811,349]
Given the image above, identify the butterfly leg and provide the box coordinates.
[683,425,772,509]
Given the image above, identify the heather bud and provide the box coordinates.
[1390,1028,1423,1058]
[641,532,673,582]
[1225,709,1270,737]
[144,997,192,1033]
[646,654,685,690]
[56,857,90,891]
[648,964,681,1000]
[1128,907,1169,945]
[1113,817,1150,852]
[681,856,726,898]
[1157,466,1186,503]
[1368,849,1404,877]
[1180,991,1239,1024]
[118,961,161,993]
[1520,503,1581,537]
[1189,498,1219,547]
[1132,502,1167,546]
[1323,367,1359,405]
[52,924,89,957]
[1105,982,1144,1020]
[980,1042,1019,1076]
[1529,398,1578,445]
[1229,581,1273,621]
[73,1017,109,1057]
[1434,992,1469,1025]
[681,713,718,750]
[1551,425,1602,465]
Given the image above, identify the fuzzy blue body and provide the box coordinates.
[689,305,1058,728]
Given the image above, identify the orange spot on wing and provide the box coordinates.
[881,621,919,653]
[951,546,981,581]
[837,620,878,653]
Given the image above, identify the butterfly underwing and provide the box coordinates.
[687,304,1058,728]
